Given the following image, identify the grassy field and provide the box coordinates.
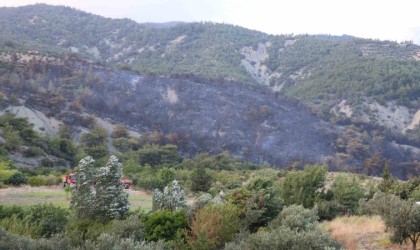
[0,185,153,210]
[322,215,411,250]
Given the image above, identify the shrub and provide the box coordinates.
[28,204,69,237]
[143,210,188,242]
[113,137,133,153]
[27,175,57,187]
[188,204,241,249]
[112,214,144,242]
[269,205,318,231]
[64,218,112,246]
[315,199,339,221]
[246,224,341,250]
[0,205,26,220]
[0,168,17,182]
[280,165,327,208]
[5,172,27,186]
[330,176,364,214]
[0,215,39,237]
[226,178,283,231]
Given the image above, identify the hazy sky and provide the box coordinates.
[2,0,420,43]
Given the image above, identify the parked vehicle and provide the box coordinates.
[61,173,76,187]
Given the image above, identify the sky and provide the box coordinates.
[2,0,420,44]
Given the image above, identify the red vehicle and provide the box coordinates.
[61,173,133,189]
[61,173,77,187]
[120,177,133,189]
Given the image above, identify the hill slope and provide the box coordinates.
[0,4,419,177]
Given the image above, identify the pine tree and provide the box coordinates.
[378,161,396,193]
[190,166,212,192]
[94,155,130,221]
[70,156,96,219]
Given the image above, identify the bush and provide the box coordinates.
[280,165,327,208]
[0,205,25,220]
[5,172,27,186]
[0,215,40,237]
[0,168,17,182]
[64,218,112,246]
[28,204,69,237]
[142,210,188,242]
[27,175,58,187]
[112,214,144,242]
[188,204,241,249]
[226,179,283,231]
[269,205,318,231]
[330,176,364,214]
[315,200,339,221]
[246,224,341,250]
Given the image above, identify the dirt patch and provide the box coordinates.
[323,215,411,250]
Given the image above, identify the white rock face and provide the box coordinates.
[0,105,62,136]
[241,42,281,88]
[332,100,353,118]
[406,110,420,131]
[368,101,411,132]
[162,87,179,104]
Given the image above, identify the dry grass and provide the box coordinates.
[323,215,411,250]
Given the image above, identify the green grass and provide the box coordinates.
[0,186,152,210]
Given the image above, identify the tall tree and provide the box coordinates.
[94,155,130,221]
[70,156,96,219]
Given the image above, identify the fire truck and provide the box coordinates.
[61,173,133,189]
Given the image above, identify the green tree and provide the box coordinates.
[361,192,420,250]
[153,180,186,211]
[70,156,96,219]
[226,177,283,231]
[280,165,327,208]
[330,176,364,214]
[4,125,21,150]
[94,155,130,221]
[378,161,397,193]
[190,166,212,192]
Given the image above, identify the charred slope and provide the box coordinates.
[74,69,337,166]
[1,58,417,177]
[0,58,336,166]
